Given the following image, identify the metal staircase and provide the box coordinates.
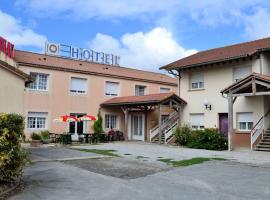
[251,109,270,151]
[150,111,179,144]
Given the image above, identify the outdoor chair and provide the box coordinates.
[115,131,125,141]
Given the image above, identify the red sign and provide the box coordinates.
[0,36,14,59]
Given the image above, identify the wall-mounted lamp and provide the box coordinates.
[203,100,212,110]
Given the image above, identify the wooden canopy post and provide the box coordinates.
[228,92,233,151]
[144,106,148,141]
[158,104,162,144]
[121,107,129,141]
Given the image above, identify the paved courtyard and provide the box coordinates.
[9,142,270,200]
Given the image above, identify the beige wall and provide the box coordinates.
[180,58,267,132]
[0,64,25,115]
[19,65,177,137]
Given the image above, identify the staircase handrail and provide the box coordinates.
[165,120,178,143]
[250,109,270,150]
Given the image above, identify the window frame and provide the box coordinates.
[135,85,147,96]
[105,81,119,96]
[27,112,48,130]
[233,65,252,82]
[104,114,118,129]
[190,113,205,130]
[237,112,253,131]
[190,73,204,90]
[27,73,49,91]
[70,77,87,94]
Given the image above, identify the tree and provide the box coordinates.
[92,111,104,143]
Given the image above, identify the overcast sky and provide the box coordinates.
[1,0,270,72]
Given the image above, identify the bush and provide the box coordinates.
[186,128,228,151]
[41,130,49,140]
[31,132,41,140]
[92,111,104,143]
[0,113,27,182]
[174,124,191,145]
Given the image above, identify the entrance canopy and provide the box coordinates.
[221,72,270,97]
[101,92,186,109]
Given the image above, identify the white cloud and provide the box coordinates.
[243,8,270,39]
[88,27,197,72]
[0,10,46,48]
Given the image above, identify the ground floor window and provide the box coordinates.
[190,113,204,130]
[237,112,253,131]
[27,112,48,129]
[105,114,118,129]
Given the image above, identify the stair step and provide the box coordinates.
[256,144,270,148]
[255,148,270,152]
[259,141,270,145]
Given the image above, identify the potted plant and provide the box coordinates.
[30,132,42,147]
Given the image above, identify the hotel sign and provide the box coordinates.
[45,42,120,66]
[0,36,14,59]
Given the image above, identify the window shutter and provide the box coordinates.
[106,82,118,95]
[160,88,170,93]
[233,66,251,81]
[237,113,253,122]
[71,78,86,92]
[190,74,203,83]
[190,114,204,125]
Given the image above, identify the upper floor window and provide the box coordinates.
[190,113,204,130]
[105,114,118,129]
[27,112,48,129]
[160,87,171,93]
[135,85,146,96]
[190,73,204,90]
[105,81,119,96]
[27,73,48,91]
[70,77,87,94]
[237,112,253,131]
[233,65,252,82]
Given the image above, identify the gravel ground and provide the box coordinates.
[62,157,170,179]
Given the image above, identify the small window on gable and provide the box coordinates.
[190,73,204,90]
[233,65,252,82]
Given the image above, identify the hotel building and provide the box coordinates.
[14,48,183,142]
[161,37,270,151]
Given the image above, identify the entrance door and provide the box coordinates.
[219,113,228,136]
[131,114,144,141]
[69,113,86,141]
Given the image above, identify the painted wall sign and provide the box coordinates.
[0,36,15,59]
[45,42,120,66]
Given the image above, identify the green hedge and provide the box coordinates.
[0,113,27,182]
[174,125,228,151]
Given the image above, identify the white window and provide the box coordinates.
[27,73,48,91]
[190,114,204,130]
[135,85,146,96]
[27,112,48,129]
[70,77,87,94]
[160,87,171,93]
[105,81,119,96]
[105,114,118,129]
[233,65,252,82]
[190,73,204,89]
[237,112,253,131]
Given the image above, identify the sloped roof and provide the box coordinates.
[221,72,270,94]
[14,50,177,86]
[161,37,270,70]
[101,92,186,107]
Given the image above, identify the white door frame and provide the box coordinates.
[70,113,87,141]
[128,113,145,141]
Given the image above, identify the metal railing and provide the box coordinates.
[250,109,270,150]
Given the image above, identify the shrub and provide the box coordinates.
[31,132,41,140]
[92,111,104,143]
[0,113,27,182]
[187,128,228,151]
[174,124,192,145]
[41,130,50,140]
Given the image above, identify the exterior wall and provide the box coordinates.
[0,59,25,114]
[19,65,177,138]
[180,58,267,148]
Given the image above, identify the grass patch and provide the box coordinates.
[158,157,226,167]
[75,149,119,157]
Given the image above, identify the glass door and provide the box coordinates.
[131,114,144,141]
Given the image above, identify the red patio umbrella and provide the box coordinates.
[54,115,79,123]
[79,115,97,121]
